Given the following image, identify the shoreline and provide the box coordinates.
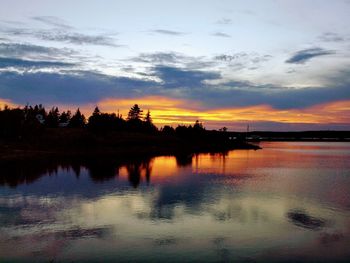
[0,129,260,162]
[0,143,260,162]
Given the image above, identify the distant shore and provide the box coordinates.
[235,130,350,142]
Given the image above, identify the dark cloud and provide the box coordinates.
[0,43,76,60]
[0,71,158,105]
[211,32,231,38]
[31,16,73,29]
[0,57,75,69]
[286,48,335,64]
[0,65,349,111]
[189,78,350,109]
[151,29,186,36]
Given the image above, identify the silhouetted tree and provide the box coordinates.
[59,110,71,124]
[0,106,24,138]
[88,106,126,132]
[143,110,157,133]
[144,110,152,123]
[161,125,175,135]
[92,106,100,116]
[193,120,204,131]
[127,104,143,121]
[69,108,86,128]
[46,107,60,128]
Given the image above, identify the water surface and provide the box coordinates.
[1,142,350,262]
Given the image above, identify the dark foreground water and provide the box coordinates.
[0,142,350,262]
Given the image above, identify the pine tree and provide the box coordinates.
[69,108,86,128]
[46,107,60,127]
[144,110,152,123]
[59,110,71,124]
[92,106,100,116]
[127,104,143,121]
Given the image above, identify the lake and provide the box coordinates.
[0,142,350,262]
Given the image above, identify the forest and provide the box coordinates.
[0,103,258,161]
[0,103,211,138]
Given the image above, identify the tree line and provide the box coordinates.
[0,103,208,139]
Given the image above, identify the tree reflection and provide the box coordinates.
[175,154,193,167]
[0,159,61,187]
[0,157,153,188]
[126,159,153,188]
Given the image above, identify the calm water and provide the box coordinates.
[0,142,350,262]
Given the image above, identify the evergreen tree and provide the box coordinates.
[59,110,71,124]
[46,107,60,127]
[193,120,204,131]
[127,104,143,121]
[143,110,157,133]
[69,108,86,128]
[144,110,152,123]
[92,106,100,116]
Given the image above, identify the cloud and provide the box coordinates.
[286,48,335,64]
[0,64,349,112]
[214,52,272,71]
[318,32,345,42]
[214,53,271,63]
[1,26,120,47]
[0,57,75,69]
[0,70,158,105]
[31,16,73,29]
[128,52,215,70]
[151,29,186,36]
[131,52,186,64]
[0,42,77,60]
[216,18,232,25]
[214,54,246,62]
[190,78,350,109]
[36,31,119,47]
[211,32,231,38]
[153,65,221,89]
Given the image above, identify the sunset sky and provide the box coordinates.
[0,0,349,130]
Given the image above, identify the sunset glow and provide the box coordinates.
[1,96,349,130]
[93,97,350,130]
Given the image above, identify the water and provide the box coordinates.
[0,142,349,262]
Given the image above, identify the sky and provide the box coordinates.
[0,0,350,131]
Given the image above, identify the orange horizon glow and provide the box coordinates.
[94,96,350,128]
[1,96,350,129]
[0,98,18,109]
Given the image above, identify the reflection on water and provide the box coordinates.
[0,142,350,262]
[287,210,326,230]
